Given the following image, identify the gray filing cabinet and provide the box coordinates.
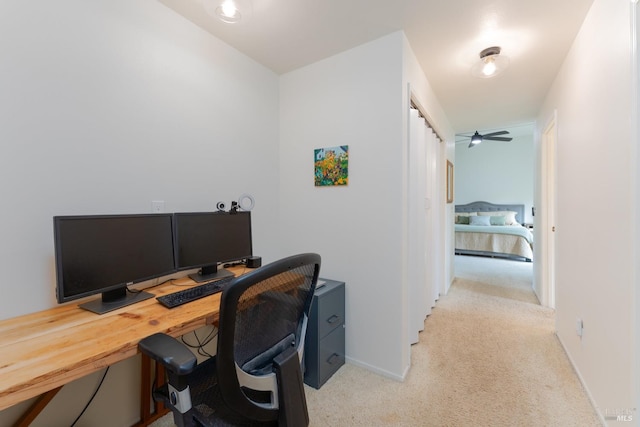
[304,279,345,389]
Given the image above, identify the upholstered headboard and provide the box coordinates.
[455,201,525,225]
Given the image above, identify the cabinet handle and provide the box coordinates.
[326,314,341,324]
[327,353,340,365]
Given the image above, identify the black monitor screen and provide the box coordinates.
[54,214,176,313]
[174,211,252,282]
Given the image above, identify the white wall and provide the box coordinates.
[278,31,455,380]
[279,32,408,379]
[0,0,280,425]
[0,0,281,320]
[455,134,535,224]
[635,3,640,420]
[536,0,637,422]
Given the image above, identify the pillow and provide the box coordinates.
[478,211,518,225]
[490,215,506,226]
[469,215,491,226]
[455,212,476,224]
[457,215,470,224]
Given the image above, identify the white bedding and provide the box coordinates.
[455,224,533,260]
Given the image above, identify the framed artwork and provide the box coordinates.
[446,160,454,203]
[314,145,348,186]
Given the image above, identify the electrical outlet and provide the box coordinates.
[152,200,165,213]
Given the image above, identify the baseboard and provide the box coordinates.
[555,332,607,426]
[531,286,543,305]
[344,356,406,382]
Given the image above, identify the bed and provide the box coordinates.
[455,201,533,262]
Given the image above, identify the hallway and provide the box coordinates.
[437,255,600,426]
[306,255,601,426]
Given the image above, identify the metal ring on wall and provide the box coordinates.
[237,193,255,211]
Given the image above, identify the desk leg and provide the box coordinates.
[12,386,62,427]
[135,354,168,427]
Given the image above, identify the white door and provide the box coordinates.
[425,126,440,306]
[408,107,440,344]
[541,114,557,308]
[408,108,428,344]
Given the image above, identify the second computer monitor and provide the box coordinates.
[173,211,253,282]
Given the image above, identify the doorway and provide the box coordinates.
[452,123,537,302]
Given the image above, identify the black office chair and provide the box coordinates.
[139,253,321,427]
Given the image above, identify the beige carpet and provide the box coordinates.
[152,255,602,427]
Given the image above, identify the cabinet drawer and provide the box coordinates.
[306,326,345,389]
[316,283,345,339]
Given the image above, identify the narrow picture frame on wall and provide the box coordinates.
[446,160,454,203]
[314,146,348,187]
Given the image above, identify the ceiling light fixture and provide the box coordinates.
[203,0,251,24]
[470,131,483,145]
[217,0,241,23]
[471,46,509,78]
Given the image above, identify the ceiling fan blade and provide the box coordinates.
[482,130,509,138]
[484,136,513,142]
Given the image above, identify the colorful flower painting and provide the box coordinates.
[314,146,349,186]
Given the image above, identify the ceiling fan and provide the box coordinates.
[457,130,513,148]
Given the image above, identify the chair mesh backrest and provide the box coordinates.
[233,264,315,371]
[213,254,320,421]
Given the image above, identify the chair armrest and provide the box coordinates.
[139,333,197,375]
[273,346,309,427]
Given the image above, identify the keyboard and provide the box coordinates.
[157,276,234,308]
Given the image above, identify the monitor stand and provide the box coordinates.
[79,287,154,315]
[189,265,234,283]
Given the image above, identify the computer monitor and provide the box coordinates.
[173,211,253,282]
[54,214,176,314]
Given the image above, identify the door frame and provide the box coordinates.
[539,111,558,308]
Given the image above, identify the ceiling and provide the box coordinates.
[158,0,594,135]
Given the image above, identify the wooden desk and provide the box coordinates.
[0,265,246,425]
